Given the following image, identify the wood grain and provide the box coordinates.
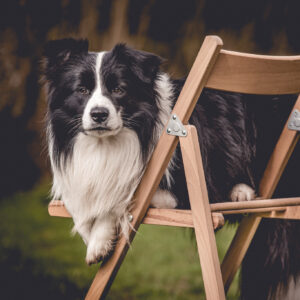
[180,125,225,300]
[211,197,300,212]
[144,208,224,230]
[257,205,300,220]
[143,208,194,227]
[206,50,300,94]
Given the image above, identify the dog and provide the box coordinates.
[42,38,300,299]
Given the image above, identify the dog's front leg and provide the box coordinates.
[73,220,93,246]
[85,215,116,265]
[151,189,178,208]
[230,183,256,202]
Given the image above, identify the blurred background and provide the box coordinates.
[0,0,300,299]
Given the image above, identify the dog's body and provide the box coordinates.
[43,39,300,299]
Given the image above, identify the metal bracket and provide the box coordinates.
[166,114,187,137]
[288,109,300,131]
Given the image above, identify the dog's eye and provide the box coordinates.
[111,87,124,95]
[78,87,90,95]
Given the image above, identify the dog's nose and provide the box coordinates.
[90,107,109,123]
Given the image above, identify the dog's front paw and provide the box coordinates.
[85,238,113,265]
[151,189,178,209]
[230,184,255,202]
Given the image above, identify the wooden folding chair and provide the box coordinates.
[49,36,300,300]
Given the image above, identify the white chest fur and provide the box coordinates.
[51,128,144,225]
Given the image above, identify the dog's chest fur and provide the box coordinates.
[51,128,144,223]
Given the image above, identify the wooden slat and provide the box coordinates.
[48,201,196,227]
[144,209,224,230]
[49,201,226,229]
[48,200,71,217]
[84,36,224,300]
[173,36,223,123]
[49,198,300,225]
[211,197,300,212]
[257,205,300,220]
[221,95,300,293]
[180,125,225,300]
[206,50,300,94]
[143,208,193,227]
[48,198,300,217]
[221,207,285,215]
[49,197,300,219]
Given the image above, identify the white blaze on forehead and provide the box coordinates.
[82,52,122,132]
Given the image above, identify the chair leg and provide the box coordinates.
[221,94,300,293]
[221,215,261,293]
[180,125,225,300]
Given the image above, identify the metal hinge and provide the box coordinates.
[288,109,300,131]
[166,114,187,137]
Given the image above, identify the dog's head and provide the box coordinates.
[43,38,163,140]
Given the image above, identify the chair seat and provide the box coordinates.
[48,197,300,228]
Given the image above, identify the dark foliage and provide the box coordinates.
[0,247,86,300]
[1,1,300,201]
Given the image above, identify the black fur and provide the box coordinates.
[43,39,164,164]
[100,44,163,160]
[43,39,96,165]
[43,38,300,299]
[239,94,300,300]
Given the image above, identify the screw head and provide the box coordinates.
[172,115,177,120]
[173,124,180,132]
[294,118,300,127]
[167,128,172,134]
[128,214,133,222]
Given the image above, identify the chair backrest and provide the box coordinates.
[205,50,300,95]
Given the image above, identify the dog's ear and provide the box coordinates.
[43,38,89,77]
[112,44,164,84]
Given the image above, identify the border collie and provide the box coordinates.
[42,38,300,300]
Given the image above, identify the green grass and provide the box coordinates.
[0,184,240,299]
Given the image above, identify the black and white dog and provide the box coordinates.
[43,38,300,300]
